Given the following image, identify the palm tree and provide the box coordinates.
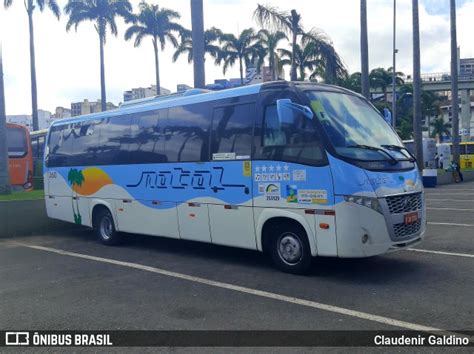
[0,46,11,195]
[303,30,347,84]
[4,0,60,131]
[430,117,451,142]
[370,67,404,101]
[450,0,460,165]
[173,27,223,64]
[254,4,304,81]
[360,0,370,99]
[279,42,320,81]
[65,0,133,111]
[125,2,183,96]
[256,29,287,80]
[340,72,362,93]
[218,28,260,85]
[412,0,423,170]
[190,0,205,89]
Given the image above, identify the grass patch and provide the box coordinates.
[0,190,44,201]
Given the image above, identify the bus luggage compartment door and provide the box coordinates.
[177,202,212,243]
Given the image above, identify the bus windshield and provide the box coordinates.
[305,91,408,163]
[7,126,27,158]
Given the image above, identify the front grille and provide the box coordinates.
[393,220,422,238]
[386,193,422,214]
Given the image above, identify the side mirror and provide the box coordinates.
[383,108,392,125]
[276,99,314,124]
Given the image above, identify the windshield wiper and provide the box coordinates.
[346,144,398,165]
[381,145,417,162]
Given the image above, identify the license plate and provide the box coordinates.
[404,212,419,225]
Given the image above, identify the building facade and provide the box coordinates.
[123,85,171,102]
[460,58,474,79]
[53,106,72,119]
[7,109,54,131]
[71,99,117,117]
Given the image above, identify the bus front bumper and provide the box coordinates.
[334,198,426,258]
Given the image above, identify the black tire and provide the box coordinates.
[94,208,122,246]
[269,223,312,275]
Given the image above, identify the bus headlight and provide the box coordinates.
[343,195,383,214]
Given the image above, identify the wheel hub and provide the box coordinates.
[278,234,302,264]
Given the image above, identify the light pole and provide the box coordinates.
[392,0,397,128]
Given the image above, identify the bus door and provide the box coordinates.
[252,89,337,256]
[207,101,257,250]
[45,124,75,223]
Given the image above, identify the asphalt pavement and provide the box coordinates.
[1,181,473,350]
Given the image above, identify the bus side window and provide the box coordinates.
[95,115,132,166]
[260,104,324,166]
[166,104,210,163]
[48,125,74,167]
[262,105,286,147]
[129,110,167,164]
[211,103,255,159]
[70,120,101,166]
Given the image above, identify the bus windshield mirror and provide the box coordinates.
[276,99,314,124]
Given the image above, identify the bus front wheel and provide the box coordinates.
[269,224,312,275]
[94,208,122,246]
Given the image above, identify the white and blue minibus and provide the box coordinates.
[44,82,426,274]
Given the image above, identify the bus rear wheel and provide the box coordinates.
[94,208,121,246]
[269,224,312,275]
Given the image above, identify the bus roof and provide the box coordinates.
[49,81,358,128]
[6,122,29,130]
[51,83,264,128]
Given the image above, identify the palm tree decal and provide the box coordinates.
[68,168,85,225]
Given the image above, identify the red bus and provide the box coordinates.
[6,123,33,191]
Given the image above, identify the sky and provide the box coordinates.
[0,0,473,115]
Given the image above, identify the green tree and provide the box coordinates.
[394,84,442,140]
[173,27,223,64]
[256,29,287,80]
[190,0,205,88]
[254,4,304,81]
[430,117,451,142]
[218,28,260,85]
[339,72,362,93]
[370,67,404,102]
[279,42,320,81]
[4,0,60,131]
[303,30,347,84]
[125,2,183,96]
[65,0,133,111]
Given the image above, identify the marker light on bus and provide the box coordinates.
[343,195,383,214]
